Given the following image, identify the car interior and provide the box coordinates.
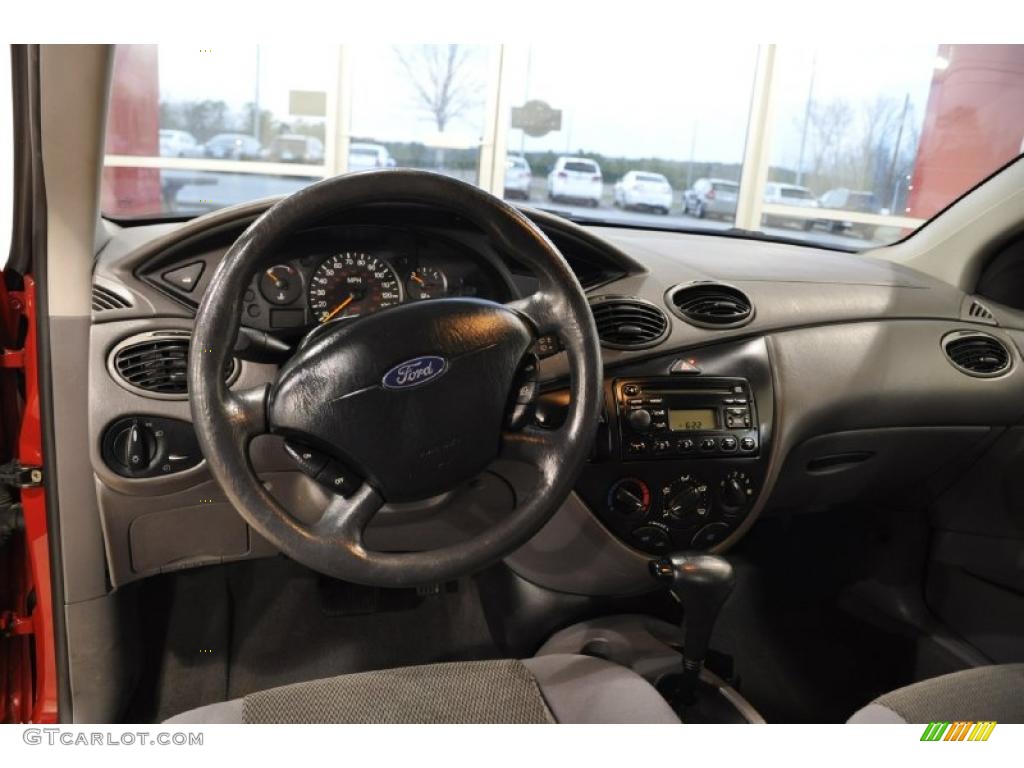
[2,43,1024,726]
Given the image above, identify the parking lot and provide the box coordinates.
[164,169,882,250]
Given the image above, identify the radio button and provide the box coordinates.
[740,436,757,451]
[699,438,716,452]
[676,438,695,453]
[626,439,648,455]
[721,436,738,452]
[653,439,672,454]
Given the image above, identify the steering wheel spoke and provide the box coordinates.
[506,291,563,337]
[499,425,560,477]
[311,484,384,542]
[226,384,270,441]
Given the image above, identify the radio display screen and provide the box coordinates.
[669,408,718,431]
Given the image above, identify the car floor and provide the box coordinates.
[128,506,922,724]
[712,509,920,723]
[127,556,501,723]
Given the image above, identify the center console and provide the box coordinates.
[574,337,774,554]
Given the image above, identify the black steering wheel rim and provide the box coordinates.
[188,169,602,587]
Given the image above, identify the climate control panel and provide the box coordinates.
[586,463,762,554]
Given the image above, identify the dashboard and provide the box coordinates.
[136,224,516,336]
[87,199,1024,597]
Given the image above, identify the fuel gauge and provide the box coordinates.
[407,266,448,300]
[259,264,303,305]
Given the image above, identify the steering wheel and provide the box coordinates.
[188,170,602,588]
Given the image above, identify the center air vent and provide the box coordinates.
[589,296,669,349]
[667,283,753,328]
[942,331,1011,378]
[108,331,238,399]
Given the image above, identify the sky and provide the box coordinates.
[155,43,940,169]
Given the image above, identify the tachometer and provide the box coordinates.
[308,252,402,323]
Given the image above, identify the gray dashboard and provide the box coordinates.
[88,201,1024,595]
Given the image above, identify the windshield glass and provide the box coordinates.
[101,44,1024,251]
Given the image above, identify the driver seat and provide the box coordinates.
[165,655,680,724]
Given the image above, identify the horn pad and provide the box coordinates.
[268,298,533,501]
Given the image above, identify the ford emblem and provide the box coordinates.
[382,356,448,390]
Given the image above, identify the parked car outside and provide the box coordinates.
[264,134,324,163]
[683,177,739,220]
[504,154,532,199]
[348,142,397,170]
[203,133,262,160]
[818,188,888,237]
[763,182,819,230]
[613,171,673,214]
[546,156,603,207]
[158,129,202,158]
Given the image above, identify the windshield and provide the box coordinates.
[101,44,1024,251]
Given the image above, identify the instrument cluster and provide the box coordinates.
[238,225,512,334]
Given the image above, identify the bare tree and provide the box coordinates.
[394,45,481,132]
[805,98,853,189]
[853,95,901,190]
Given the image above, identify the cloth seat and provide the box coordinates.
[166,654,680,724]
[848,664,1024,724]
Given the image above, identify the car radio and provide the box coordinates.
[614,376,759,460]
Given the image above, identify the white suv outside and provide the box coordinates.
[546,157,603,207]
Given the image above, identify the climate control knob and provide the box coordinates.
[662,474,710,523]
[719,470,754,514]
[607,477,651,517]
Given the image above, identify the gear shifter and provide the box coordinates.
[650,552,736,705]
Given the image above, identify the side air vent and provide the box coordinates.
[108,331,238,399]
[589,296,669,349]
[965,298,997,325]
[942,331,1011,378]
[667,282,753,328]
[92,285,133,312]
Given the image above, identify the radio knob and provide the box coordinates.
[627,408,652,432]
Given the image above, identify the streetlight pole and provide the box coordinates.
[795,52,816,186]
[252,45,262,144]
[887,93,911,212]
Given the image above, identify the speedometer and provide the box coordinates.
[307,252,402,323]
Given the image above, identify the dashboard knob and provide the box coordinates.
[662,475,710,522]
[608,478,651,517]
[718,471,753,514]
[111,418,158,475]
[627,409,652,432]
